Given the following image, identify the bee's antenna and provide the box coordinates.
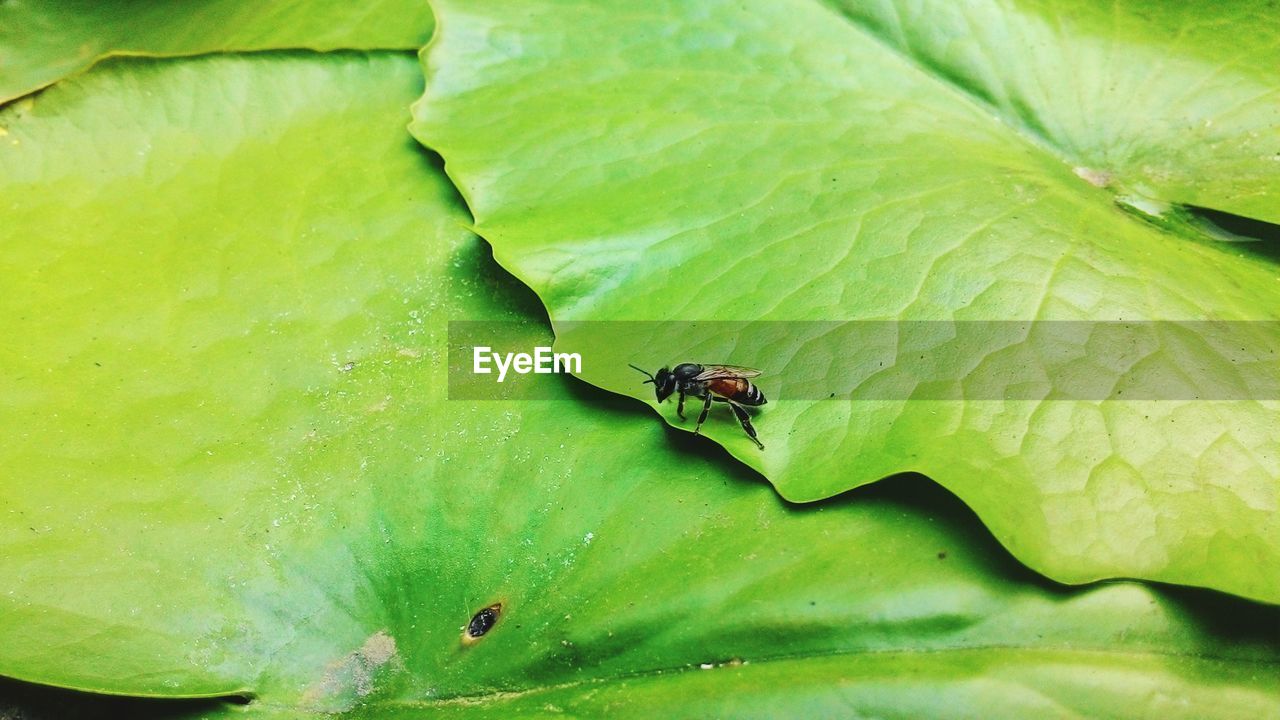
[628,363,656,384]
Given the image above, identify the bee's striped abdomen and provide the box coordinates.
[738,383,767,406]
[708,378,767,406]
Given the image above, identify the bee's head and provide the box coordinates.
[629,364,678,403]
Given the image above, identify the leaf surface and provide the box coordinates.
[0,0,434,103]
[0,51,1276,717]
[411,0,1280,602]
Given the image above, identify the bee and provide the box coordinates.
[628,363,767,449]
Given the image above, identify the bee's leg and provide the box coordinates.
[693,393,714,435]
[728,401,765,450]
[677,392,687,421]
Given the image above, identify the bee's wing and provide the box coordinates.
[693,364,762,381]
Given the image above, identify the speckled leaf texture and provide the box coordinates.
[0,0,434,103]
[3,52,1279,718]
[411,0,1280,603]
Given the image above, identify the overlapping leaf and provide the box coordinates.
[2,52,1277,717]
[0,0,433,103]
[837,0,1280,224]
[411,0,1280,603]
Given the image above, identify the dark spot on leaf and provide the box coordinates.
[464,603,502,644]
[937,551,948,559]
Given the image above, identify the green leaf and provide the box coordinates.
[2,52,1277,718]
[410,0,1280,603]
[836,0,1280,225]
[0,0,434,104]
